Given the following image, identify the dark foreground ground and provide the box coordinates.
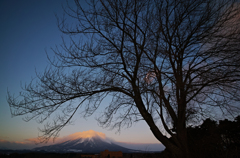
[1,150,240,158]
[0,152,164,158]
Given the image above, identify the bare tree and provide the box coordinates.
[7,0,240,157]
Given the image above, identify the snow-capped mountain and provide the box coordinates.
[33,130,139,153]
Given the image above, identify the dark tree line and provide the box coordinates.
[7,0,240,157]
[160,116,240,158]
[188,116,240,158]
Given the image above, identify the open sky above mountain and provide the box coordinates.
[0,0,163,151]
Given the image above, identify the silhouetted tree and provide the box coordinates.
[7,0,240,157]
[219,116,240,151]
[188,119,223,158]
[187,116,240,158]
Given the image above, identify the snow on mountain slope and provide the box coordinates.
[33,130,139,153]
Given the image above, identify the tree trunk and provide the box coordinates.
[164,141,191,158]
[163,129,192,158]
[167,147,191,158]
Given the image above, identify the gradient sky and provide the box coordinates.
[0,0,162,150]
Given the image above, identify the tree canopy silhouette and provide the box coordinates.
[186,116,240,158]
[7,0,240,157]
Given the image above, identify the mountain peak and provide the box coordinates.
[67,130,106,140]
[33,130,137,153]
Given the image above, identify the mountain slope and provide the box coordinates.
[34,134,139,153]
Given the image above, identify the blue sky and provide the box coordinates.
[0,0,163,150]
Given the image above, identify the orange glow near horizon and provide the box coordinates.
[0,138,28,145]
[0,129,164,151]
[0,130,108,146]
